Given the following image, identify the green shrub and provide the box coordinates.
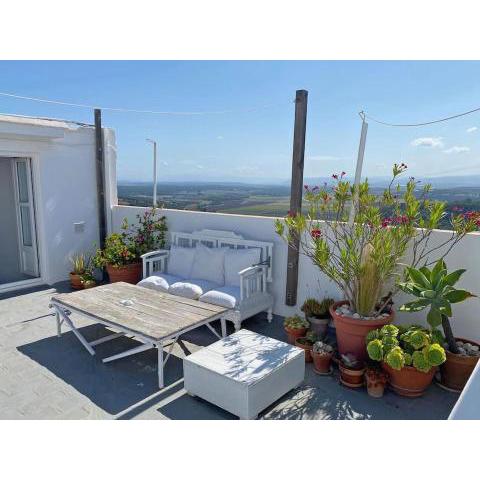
[366,324,446,372]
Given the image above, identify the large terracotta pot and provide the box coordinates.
[106,262,142,284]
[330,300,394,361]
[382,362,435,397]
[441,338,480,391]
[69,272,83,290]
[285,326,308,345]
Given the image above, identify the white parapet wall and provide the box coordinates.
[112,205,480,342]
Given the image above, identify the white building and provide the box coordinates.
[0,113,116,293]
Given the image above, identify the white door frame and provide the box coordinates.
[0,151,45,293]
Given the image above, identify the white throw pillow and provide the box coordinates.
[169,279,219,300]
[137,274,183,293]
[224,248,261,286]
[190,244,226,285]
[199,286,241,309]
[167,245,196,279]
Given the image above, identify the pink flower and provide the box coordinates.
[311,229,322,239]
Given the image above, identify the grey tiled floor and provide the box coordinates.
[0,283,459,420]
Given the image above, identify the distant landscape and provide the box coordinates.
[118,177,480,228]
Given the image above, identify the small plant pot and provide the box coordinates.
[106,262,142,284]
[365,370,388,398]
[339,362,365,388]
[312,350,333,374]
[285,326,308,345]
[69,272,84,290]
[295,338,314,363]
[382,362,435,397]
[330,300,394,361]
[82,280,97,289]
[441,338,480,392]
[307,316,330,339]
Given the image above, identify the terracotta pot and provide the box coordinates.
[330,300,394,361]
[339,363,365,388]
[285,326,308,345]
[365,370,388,398]
[106,262,142,284]
[69,272,84,290]
[441,338,480,391]
[312,350,332,373]
[295,338,313,363]
[382,362,435,397]
[307,316,330,339]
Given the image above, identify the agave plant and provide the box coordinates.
[398,259,476,354]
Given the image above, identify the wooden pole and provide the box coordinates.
[285,89,308,306]
[94,109,107,249]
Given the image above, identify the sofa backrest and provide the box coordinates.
[170,229,274,282]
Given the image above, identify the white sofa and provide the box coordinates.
[138,229,274,331]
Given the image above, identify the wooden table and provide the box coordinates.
[50,282,229,388]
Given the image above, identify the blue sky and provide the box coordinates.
[1,61,480,183]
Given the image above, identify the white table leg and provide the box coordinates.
[55,305,95,356]
[221,317,227,338]
[56,311,61,337]
[157,342,164,389]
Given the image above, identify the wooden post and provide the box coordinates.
[285,90,308,306]
[94,109,107,249]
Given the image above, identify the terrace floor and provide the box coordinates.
[0,283,459,420]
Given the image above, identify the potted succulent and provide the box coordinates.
[301,297,334,339]
[93,208,167,284]
[284,315,309,344]
[80,269,96,289]
[295,330,318,363]
[311,340,334,374]
[365,363,388,398]
[399,260,479,391]
[339,353,365,388]
[366,324,446,397]
[276,164,478,360]
[69,253,87,289]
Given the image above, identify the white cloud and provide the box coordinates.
[410,137,444,148]
[216,135,224,140]
[467,127,478,133]
[443,146,470,154]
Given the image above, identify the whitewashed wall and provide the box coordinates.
[112,206,480,342]
[0,120,116,286]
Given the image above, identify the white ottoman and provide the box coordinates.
[183,329,305,419]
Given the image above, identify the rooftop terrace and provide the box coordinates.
[0,283,460,420]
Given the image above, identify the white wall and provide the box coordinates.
[0,119,106,286]
[112,206,480,342]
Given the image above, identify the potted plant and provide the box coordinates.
[284,315,309,344]
[295,330,317,363]
[366,324,446,397]
[93,208,167,284]
[365,363,388,398]
[301,297,334,339]
[311,340,334,374]
[80,270,96,289]
[275,164,478,360]
[339,353,365,388]
[399,260,479,391]
[69,253,87,289]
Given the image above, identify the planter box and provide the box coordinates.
[183,329,305,419]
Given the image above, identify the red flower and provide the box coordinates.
[341,171,346,177]
[311,229,322,239]
[304,184,309,190]
[332,173,338,180]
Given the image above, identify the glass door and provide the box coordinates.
[13,158,39,277]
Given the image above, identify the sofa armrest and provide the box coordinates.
[141,250,169,278]
[239,265,267,300]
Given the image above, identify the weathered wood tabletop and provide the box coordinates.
[51,282,228,342]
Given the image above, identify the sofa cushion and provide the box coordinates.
[137,273,184,293]
[199,285,241,309]
[169,278,220,300]
[224,248,261,287]
[190,244,226,285]
[168,245,196,278]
